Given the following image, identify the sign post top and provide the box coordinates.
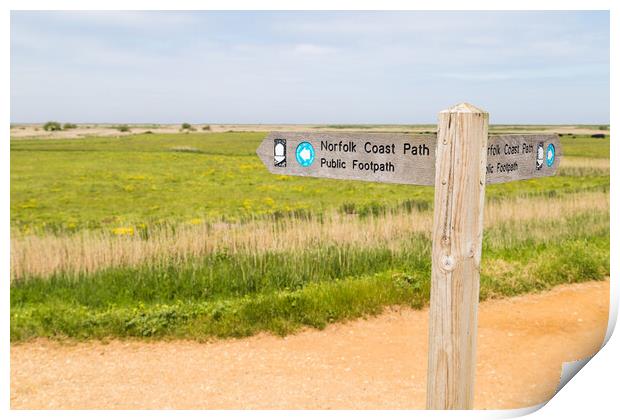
[440,102,488,115]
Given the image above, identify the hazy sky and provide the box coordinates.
[11,11,609,124]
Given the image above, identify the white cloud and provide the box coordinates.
[292,43,338,56]
[33,11,202,31]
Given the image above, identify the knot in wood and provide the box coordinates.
[441,255,455,272]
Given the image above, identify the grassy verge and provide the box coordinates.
[11,210,609,342]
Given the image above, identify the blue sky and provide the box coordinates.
[11,11,609,124]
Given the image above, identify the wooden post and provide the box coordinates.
[426,103,488,409]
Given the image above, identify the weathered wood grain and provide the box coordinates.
[426,103,488,409]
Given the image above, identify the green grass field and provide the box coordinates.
[10,132,610,233]
[10,131,610,341]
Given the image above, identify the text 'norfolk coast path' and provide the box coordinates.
[256,131,561,185]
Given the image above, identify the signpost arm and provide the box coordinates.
[426,103,489,409]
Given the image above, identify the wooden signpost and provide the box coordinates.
[427,103,488,410]
[256,103,561,410]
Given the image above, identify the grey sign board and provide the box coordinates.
[256,132,561,185]
[486,134,561,184]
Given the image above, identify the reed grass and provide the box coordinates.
[558,157,610,177]
[11,209,609,341]
[11,191,609,281]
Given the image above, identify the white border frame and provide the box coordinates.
[2,2,616,419]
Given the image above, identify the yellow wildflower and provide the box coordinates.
[112,227,134,236]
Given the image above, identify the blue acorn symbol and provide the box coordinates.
[546,144,555,167]
[296,142,315,167]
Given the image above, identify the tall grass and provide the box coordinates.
[558,157,610,177]
[11,191,609,281]
[11,209,609,341]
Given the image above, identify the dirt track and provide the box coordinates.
[11,280,609,410]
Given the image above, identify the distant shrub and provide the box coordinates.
[144,130,154,134]
[598,125,608,130]
[181,123,195,131]
[63,123,78,130]
[202,125,211,131]
[591,134,605,139]
[43,121,62,131]
[115,125,131,133]
[170,146,204,154]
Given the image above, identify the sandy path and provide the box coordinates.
[11,280,609,410]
